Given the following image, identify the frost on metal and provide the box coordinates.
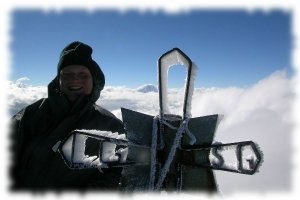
[58,130,128,170]
[121,48,262,192]
[121,48,219,192]
[54,48,263,192]
[158,48,197,118]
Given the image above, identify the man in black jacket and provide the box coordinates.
[10,41,125,191]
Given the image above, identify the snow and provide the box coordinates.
[74,129,127,140]
[184,62,197,118]
[101,142,119,162]
[81,156,103,168]
[159,49,197,118]
[61,134,74,163]
[73,133,88,163]
[116,148,128,163]
[60,130,128,169]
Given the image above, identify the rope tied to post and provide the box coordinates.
[149,115,196,191]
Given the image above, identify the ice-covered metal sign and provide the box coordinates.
[55,48,263,192]
[121,48,262,192]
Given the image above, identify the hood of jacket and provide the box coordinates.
[56,41,105,103]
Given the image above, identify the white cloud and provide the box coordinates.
[191,70,294,194]
[7,77,47,115]
[7,70,294,195]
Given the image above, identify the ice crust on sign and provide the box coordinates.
[61,134,73,162]
[73,133,88,163]
[75,129,127,140]
[160,49,197,118]
[102,142,119,162]
[61,129,128,169]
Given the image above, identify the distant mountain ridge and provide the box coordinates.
[136,84,158,93]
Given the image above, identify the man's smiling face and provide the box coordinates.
[59,65,93,102]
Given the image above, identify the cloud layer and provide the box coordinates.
[7,70,294,195]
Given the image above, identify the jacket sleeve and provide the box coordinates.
[9,108,27,189]
[94,105,125,134]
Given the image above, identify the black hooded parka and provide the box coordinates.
[10,42,124,191]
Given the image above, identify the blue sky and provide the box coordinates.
[10,9,292,88]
